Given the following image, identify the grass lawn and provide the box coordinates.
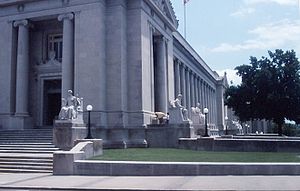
[90,148,300,163]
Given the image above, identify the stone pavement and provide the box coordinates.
[0,173,299,190]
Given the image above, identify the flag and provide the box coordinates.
[184,0,190,4]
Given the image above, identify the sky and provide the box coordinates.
[170,0,300,85]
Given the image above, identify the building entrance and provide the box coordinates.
[43,79,61,126]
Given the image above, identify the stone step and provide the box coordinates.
[0,147,59,151]
[0,150,56,154]
[0,138,52,140]
[0,158,52,163]
[0,140,53,143]
[0,137,52,139]
[0,144,56,148]
[0,161,52,166]
[0,132,52,134]
[0,142,54,145]
[0,129,56,173]
[0,153,53,160]
[0,168,52,173]
[0,136,52,139]
[0,164,52,170]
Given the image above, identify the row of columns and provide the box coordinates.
[12,13,74,116]
[174,59,217,124]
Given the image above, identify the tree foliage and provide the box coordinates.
[225,49,300,135]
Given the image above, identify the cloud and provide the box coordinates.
[216,69,242,85]
[244,0,298,6]
[211,19,300,52]
[230,7,256,17]
[231,0,298,18]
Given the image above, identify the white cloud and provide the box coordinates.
[217,69,242,85]
[211,19,300,52]
[230,7,255,17]
[244,0,298,6]
[231,0,298,18]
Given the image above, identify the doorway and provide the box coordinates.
[43,79,61,126]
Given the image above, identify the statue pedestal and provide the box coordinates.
[53,120,87,150]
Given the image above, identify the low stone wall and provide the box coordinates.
[178,137,300,152]
[53,139,102,175]
[73,160,300,175]
[88,124,193,149]
[146,123,194,148]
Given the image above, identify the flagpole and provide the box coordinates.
[184,1,187,39]
[298,0,300,16]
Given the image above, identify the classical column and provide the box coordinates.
[179,63,186,107]
[14,19,29,116]
[185,68,190,111]
[198,78,204,106]
[213,90,217,125]
[174,59,181,97]
[190,72,195,107]
[204,83,207,108]
[199,79,203,107]
[210,88,213,123]
[195,75,198,105]
[58,13,74,98]
[154,35,167,113]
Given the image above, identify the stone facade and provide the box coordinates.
[0,0,227,145]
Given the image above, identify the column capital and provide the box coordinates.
[154,35,168,43]
[58,13,74,21]
[149,22,156,33]
[13,19,28,27]
[178,60,184,66]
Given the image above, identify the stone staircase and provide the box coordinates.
[0,129,58,173]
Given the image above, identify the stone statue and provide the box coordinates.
[58,90,83,122]
[58,98,69,120]
[190,102,205,135]
[191,103,205,124]
[168,94,189,124]
[232,120,243,134]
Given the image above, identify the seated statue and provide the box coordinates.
[190,102,205,135]
[58,90,83,122]
[168,94,189,124]
[58,98,69,120]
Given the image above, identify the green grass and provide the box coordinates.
[90,148,300,163]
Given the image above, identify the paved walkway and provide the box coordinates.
[0,173,300,190]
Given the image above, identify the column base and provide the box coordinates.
[10,115,32,130]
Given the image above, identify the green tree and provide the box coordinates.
[225,49,300,136]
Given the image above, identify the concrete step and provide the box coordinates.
[0,137,53,139]
[0,163,52,169]
[0,139,52,144]
[0,150,56,154]
[0,168,52,173]
[0,129,57,173]
[0,161,52,166]
[0,142,54,145]
[0,158,52,163]
[0,144,56,148]
[0,147,59,151]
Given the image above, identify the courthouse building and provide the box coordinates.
[0,0,227,144]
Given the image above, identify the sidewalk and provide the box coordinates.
[0,173,300,190]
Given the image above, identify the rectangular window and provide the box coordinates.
[48,34,63,62]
